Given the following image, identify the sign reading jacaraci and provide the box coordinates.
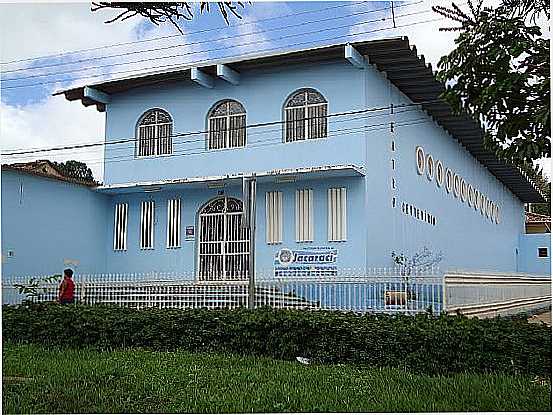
[274,246,338,277]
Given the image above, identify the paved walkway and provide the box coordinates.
[528,311,551,326]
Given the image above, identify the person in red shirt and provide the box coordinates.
[58,268,75,305]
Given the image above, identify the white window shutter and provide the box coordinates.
[113,203,128,251]
[166,198,181,248]
[295,189,313,242]
[140,200,155,249]
[328,187,347,241]
[265,191,283,244]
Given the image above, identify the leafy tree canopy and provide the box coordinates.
[52,160,95,183]
[91,2,247,33]
[433,0,550,164]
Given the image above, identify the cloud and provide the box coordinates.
[0,3,141,65]
[0,96,105,181]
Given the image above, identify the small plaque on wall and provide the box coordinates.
[185,226,195,240]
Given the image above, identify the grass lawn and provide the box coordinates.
[3,343,551,413]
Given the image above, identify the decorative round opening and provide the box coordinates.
[426,154,434,181]
[453,174,460,198]
[436,160,444,187]
[460,179,468,202]
[416,146,425,175]
[445,169,453,193]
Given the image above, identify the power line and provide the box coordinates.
[4,109,423,165]
[3,6,411,81]
[1,14,443,90]
[4,117,431,170]
[1,100,438,156]
[3,2,424,75]
[0,1,375,67]
[2,105,415,156]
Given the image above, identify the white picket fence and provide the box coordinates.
[2,268,444,314]
[3,269,550,317]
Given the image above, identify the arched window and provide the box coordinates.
[207,100,246,150]
[136,109,173,157]
[284,88,328,142]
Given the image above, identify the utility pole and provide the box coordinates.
[242,174,257,309]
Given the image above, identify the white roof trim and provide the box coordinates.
[95,164,365,192]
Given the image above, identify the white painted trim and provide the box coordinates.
[95,165,365,191]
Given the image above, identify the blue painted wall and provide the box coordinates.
[104,176,366,275]
[103,61,369,184]
[518,233,551,275]
[1,170,110,277]
[2,53,544,278]
[99,56,530,274]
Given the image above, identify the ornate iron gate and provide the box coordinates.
[198,197,250,281]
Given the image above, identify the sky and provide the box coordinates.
[0,0,550,181]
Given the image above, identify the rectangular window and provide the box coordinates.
[328,187,347,241]
[138,123,172,157]
[113,203,128,251]
[266,191,283,244]
[140,200,155,249]
[538,247,549,258]
[295,189,314,242]
[166,198,181,248]
[285,107,305,142]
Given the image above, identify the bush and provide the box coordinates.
[2,303,551,377]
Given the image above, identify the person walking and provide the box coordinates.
[58,268,75,305]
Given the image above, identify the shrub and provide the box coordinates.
[2,303,551,377]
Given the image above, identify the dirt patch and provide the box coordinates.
[528,311,551,327]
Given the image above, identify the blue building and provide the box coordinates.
[2,38,550,280]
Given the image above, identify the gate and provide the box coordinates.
[197,197,250,281]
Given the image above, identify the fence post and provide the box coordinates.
[243,175,256,309]
[80,274,86,304]
[442,273,447,314]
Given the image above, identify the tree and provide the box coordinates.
[52,160,95,183]
[522,163,551,215]
[433,0,550,165]
[91,2,247,33]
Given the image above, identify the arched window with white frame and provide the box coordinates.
[284,88,328,142]
[207,99,246,150]
[136,108,173,157]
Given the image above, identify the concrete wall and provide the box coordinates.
[104,61,369,185]
[518,233,551,275]
[104,176,366,275]
[1,170,110,277]
[2,56,537,278]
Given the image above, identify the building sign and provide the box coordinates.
[185,226,195,240]
[274,246,338,277]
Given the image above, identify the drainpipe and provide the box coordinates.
[243,174,257,309]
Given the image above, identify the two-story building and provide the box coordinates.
[2,37,550,280]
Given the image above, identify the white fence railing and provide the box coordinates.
[2,269,444,314]
[3,269,550,317]
[444,272,552,317]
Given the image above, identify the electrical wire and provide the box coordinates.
[2,8,402,82]
[2,1,424,75]
[4,117,431,170]
[0,0,380,67]
[1,15,444,90]
[1,100,438,156]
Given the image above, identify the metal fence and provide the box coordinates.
[2,268,444,314]
[4,269,550,317]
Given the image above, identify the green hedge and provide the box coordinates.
[2,303,551,377]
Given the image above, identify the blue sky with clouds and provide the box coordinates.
[0,1,549,180]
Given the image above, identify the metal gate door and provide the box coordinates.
[198,197,250,281]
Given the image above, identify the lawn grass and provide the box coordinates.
[3,343,551,413]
